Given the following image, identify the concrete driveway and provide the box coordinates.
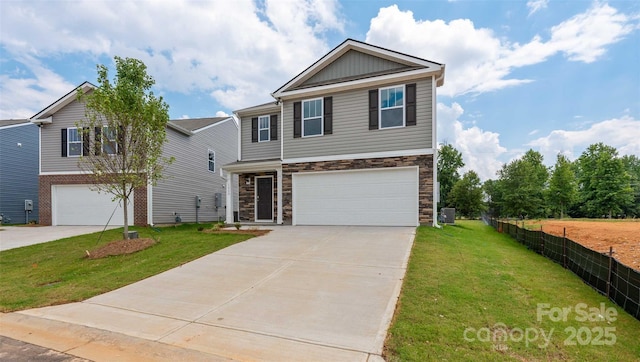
[0,225,117,251]
[1,226,415,361]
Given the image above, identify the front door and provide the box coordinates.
[256,177,273,221]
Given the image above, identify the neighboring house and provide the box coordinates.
[30,82,238,226]
[223,39,445,226]
[0,119,39,224]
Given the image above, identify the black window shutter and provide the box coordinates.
[369,89,378,130]
[82,127,90,156]
[117,125,124,154]
[323,97,333,135]
[94,127,102,155]
[251,117,258,143]
[61,128,67,157]
[293,101,302,138]
[270,114,278,140]
[406,83,417,126]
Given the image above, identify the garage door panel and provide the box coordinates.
[53,185,134,226]
[293,167,418,226]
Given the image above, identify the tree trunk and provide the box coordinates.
[123,194,129,240]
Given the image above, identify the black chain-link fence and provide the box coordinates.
[487,217,639,320]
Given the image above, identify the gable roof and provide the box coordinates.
[272,38,444,100]
[167,117,234,135]
[30,81,95,123]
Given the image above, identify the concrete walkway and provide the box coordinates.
[0,225,118,251]
[1,226,415,361]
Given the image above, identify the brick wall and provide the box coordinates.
[39,174,147,226]
[281,155,434,225]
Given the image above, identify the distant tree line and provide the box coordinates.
[438,143,639,220]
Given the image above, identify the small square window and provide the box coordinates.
[302,98,323,137]
[208,149,215,172]
[68,128,82,157]
[380,85,405,129]
[258,115,270,142]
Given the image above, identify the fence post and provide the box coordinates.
[606,247,613,298]
[562,227,567,269]
[540,225,544,256]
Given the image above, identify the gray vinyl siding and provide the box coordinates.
[300,50,409,87]
[0,123,39,223]
[283,77,433,159]
[240,115,280,161]
[40,97,88,173]
[152,119,238,224]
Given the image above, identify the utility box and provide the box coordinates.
[195,195,201,208]
[441,208,456,224]
[24,200,33,211]
[214,193,222,208]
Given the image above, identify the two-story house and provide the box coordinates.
[223,39,444,226]
[30,82,238,226]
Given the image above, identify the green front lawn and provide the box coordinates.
[0,224,252,312]
[385,220,640,361]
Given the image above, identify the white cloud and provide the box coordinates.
[527,0,549,16]
[215,110,230,117]
[527,116,640,162]
[365,3,637,97]
[438,102,507,181]
[0,0,345,118]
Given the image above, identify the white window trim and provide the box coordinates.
[258,115,270,142]
[302,97,324,138]
[67,127,82,157]
[208,149,215,172]
[102,125,118,155]
[379,84,406,130]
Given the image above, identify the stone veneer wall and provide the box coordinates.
[237,172,277,222]
[39,174,147,226]
[281,155,434,225]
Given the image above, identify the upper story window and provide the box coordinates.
[102,126,118,154]
[379,85,405,129]
[258,115,270,142]
[208,149,215,172]
[68,128,83,157]
[302,98,323,137]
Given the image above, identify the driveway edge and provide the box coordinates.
[0,312,232,362]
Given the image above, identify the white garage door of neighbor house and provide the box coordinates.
[52,185,134,226]
[293,167,419,226]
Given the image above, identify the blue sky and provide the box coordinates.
[1,0,638,180]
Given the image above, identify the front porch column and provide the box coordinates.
[225,171,234,223]
[277,167,283,224]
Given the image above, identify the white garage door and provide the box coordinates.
[292,167,419,226]
[52,185,134,226]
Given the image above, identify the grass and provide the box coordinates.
[384,220,640,361]
[0,223,253,312]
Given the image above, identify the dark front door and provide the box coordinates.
[256,177,273,221]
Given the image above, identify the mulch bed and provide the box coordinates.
[86,238,156,259]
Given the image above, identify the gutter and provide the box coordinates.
[432,71,445,229]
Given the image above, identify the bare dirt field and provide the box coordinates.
[526,220,640,271]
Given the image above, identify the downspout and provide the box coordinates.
[433,72,444,228]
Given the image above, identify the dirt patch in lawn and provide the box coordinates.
[528,220,640,271]
[203,229,271,237]
[86,238,156,259]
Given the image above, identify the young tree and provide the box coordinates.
[547,154,577,219]
[449,170,485,218]
[437,143,464,210]
[577,143,633,218]
[77,56,173,239]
